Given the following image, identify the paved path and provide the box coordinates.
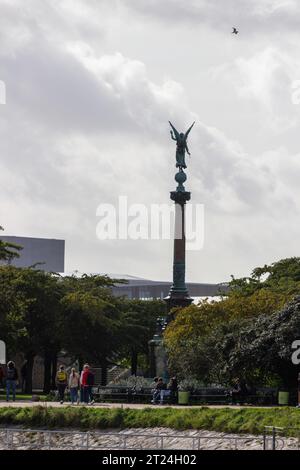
[0,400,270,409]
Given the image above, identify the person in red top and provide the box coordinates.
[80,364,90,404]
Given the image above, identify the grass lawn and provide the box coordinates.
[0,392,48,401]
[0,406,299,435]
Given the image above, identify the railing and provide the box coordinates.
[0,428,265,450]
[2,427,299,450]
[263,426,300,450]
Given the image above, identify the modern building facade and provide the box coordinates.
[110,274,228,300]
[62,272,228,300]
[0,236,65,272]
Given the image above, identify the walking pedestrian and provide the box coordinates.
[6,361,18,402]
[68,368,80,405]
[55,365,68,404]
[80,364,90,404]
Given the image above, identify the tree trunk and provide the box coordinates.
[43,351,52,394]
[149,342,156,378]
[131,349,138,376]
[101,359,108,386]
[24,352,35,394]
[51,353,57,389]
[78,357,84,373]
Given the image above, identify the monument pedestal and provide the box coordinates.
[148,334,169,381]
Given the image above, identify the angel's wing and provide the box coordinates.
[169,121,180,139]
[185,121,195,139]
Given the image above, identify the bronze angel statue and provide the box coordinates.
[169,121,195,170]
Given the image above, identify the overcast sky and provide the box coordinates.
[1,0,300,283]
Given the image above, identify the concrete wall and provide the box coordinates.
[0,236,65,273]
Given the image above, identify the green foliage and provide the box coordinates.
[229,257,300,298]
[0,226,22,261]
[178,378,204,391]
[0,264,165,388]
[116,298,166,374]
[61,276,121,365]
[2,251,300,392]
[113,376,153,390]
[0,406,300,436]
[165,257,300,386]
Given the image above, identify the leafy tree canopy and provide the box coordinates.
[0,226,22,261]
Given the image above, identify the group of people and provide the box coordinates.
[0,361,95,405]
[55,364,95,405]
[2,362,300,408]
[151,376,178,405]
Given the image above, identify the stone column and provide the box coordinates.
[165,170,193,313]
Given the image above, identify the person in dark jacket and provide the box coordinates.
[6,361,18,402]
[231,378,248,405]
[152,377,166,404]
[168,376,178,404]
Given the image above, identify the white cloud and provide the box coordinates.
[125,0,300,33]
[213,46,300,132]
[1,0,300,283]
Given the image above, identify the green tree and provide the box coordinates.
[224,296,300,388]
[0,226,22,261]
[0,266,64,392]
[164,257,300,385]
[0,266,28,352]
[13,268,63,393]
[61,274,123,385]
[117,299,166,376]
[229,257,300,299]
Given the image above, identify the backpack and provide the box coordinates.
[6,368,16,380]
[86,371,95,386]
[57,371,67,383]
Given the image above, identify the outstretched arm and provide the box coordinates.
[170,130,177,141]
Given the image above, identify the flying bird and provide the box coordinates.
[232,27,238,34]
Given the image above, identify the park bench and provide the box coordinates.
[95,386,131,403]
[191,387,278,406]
[94,385,278,406]
[94,386,173,404]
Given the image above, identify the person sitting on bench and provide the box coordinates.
[151,377,166,404]
[231,377,248,405]
[167,376,178,404]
